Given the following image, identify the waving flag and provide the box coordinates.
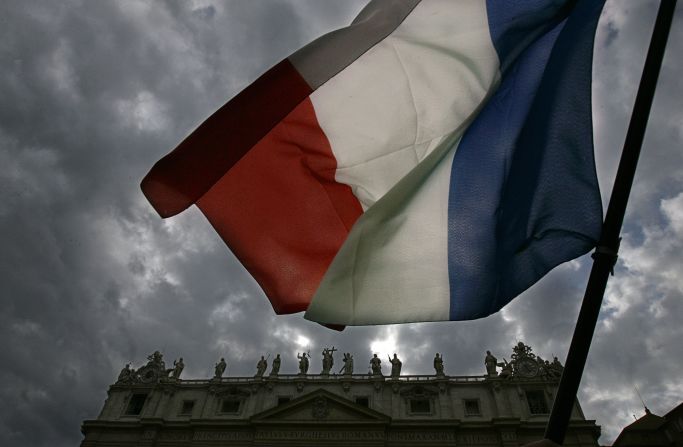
[142,0,605,325]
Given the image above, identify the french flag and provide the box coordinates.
[142,0,605,326]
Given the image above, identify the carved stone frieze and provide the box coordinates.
[400,384,439,400]
[212,385,251,398]
[194,431,253,442]
[141,429,156,440]
[311,397,329,420]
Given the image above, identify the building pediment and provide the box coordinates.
[250,389,390,424]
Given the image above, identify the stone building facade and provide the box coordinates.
[81,343,601,446]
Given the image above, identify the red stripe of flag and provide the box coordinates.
[197,97,362,314]
[141,59,314,217]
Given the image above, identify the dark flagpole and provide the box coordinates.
[543,0,677,444]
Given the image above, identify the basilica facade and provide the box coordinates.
[81,343,600,446]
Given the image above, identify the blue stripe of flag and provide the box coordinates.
[447,0,605,320]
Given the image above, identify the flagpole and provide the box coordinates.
[543,0,677,444]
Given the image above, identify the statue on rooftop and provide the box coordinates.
[340,353,354,375]
[136,351,168,383]
[536,355,549,380]
[511,342,535,362]
[147,351,166,370]
[370,354,382,376]
[256,356,268,377]
[549,356,564,378]
[171,358,184,380]
[270,354,281,376]
[148,351,165,373]
[389,353,402,378]
[214,357,227,379]
[510,342,539,378]
[297,352,310,375]
[321,347,336,375]
[433,353,444,376]
[497,358,513,379]
[116,363,137,384]
[485,350,498,376]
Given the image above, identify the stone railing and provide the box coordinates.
[127,373,488,386]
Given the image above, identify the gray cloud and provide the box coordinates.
[1,1,681,446]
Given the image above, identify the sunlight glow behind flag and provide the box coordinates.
[141,0,605,326]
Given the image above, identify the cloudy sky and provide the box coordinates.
[1,1,681,446]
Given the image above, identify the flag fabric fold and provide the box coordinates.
[142,0,605,325]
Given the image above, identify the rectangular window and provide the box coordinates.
[410,399,431,414]
[220,399,241,414]
[124,393,147,416]
[355,397,369,407]
[464,399,481,416]
[526,390,549,414]
[277,397,291,405]
[179,400,195,415]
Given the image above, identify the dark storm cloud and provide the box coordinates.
[0,1,361,445]
[1,1,681,446]
[579,0,683,440]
